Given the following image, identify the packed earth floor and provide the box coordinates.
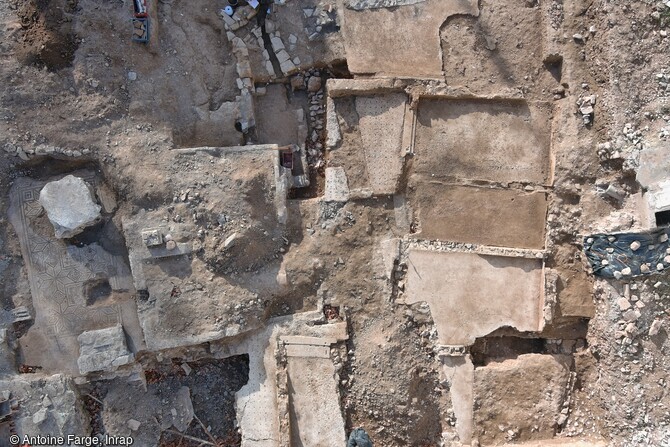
[1,0,670,446]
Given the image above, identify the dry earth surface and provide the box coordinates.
[0,0,670,446]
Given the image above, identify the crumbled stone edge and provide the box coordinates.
[3,143,92,161]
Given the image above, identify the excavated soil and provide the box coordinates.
[1,0,670,446]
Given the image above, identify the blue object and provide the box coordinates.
[583,228,670,278]
[347,428,373,447]
[131,18,149,43]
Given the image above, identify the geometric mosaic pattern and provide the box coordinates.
[9,174,130,338]
[356,93,407,194]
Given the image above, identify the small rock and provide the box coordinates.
[623,309,641,322]
[621,267,632,276]
[573,33,584,42]
[291,74,305,90]
[649,319,663,336]
[166,240,177,250]
[17,147,29,161]
[307,76,322,92]
[32,408,48,425]
[579,104,594,115]
[617,297,631,311]
[605,184,625,201]
[128,71,137,81]
[224,233,238,249]
[127,419,141,431]
[142,229,163,247]
[630,241,641,251]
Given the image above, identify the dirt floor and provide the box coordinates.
[1,0,670,446]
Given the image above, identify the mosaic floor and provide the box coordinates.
[8,172,144,375]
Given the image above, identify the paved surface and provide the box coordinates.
[255,84,305,146]
[637,146,670,189]
[356,93,407,194]
[288,356,346,447]
[405,250,543,345]
[441,355,474,444]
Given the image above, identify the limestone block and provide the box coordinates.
[77,324,134,374]
[39,175,101,239]
[324,167,349,202]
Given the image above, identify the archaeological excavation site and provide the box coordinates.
[1,0,670,446]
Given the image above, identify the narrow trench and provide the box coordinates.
[260,20,283,78]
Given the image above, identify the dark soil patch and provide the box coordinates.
[14,0,79,71]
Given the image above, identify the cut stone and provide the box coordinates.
[77,324,134,375]
[324,167,350,202]
[39,175,102,239]
[276,49,291,63]
[325,96,342,149]
[141,229,164,247]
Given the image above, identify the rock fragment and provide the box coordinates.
[617,297,631,311]
[39,175,102,239]
[649,319,663,336]
[127,419,141,431]
[307,76,322,92]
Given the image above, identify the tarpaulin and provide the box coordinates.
[347,428,373,447]
[583,228,670,278]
